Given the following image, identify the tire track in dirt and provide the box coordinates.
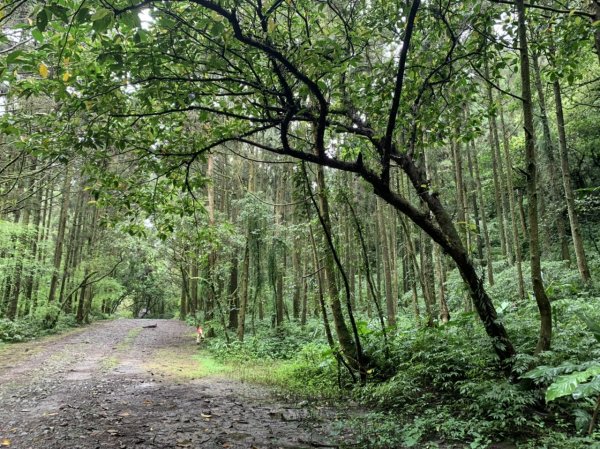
[0,319,355,449]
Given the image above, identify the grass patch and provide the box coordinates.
[144,347,232,379]
[222,358,342,399]
[116,328,141,351]
[101,356,119,370]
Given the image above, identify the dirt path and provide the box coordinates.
[0,319,355,449]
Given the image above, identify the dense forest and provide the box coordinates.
[1,0,599,447]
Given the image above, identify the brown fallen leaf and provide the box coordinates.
[0,439,10,447]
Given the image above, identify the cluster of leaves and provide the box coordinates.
[208,321,327,361]
[354,314,541,446]
[523,314,600,435]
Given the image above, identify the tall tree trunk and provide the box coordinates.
[553,78,592,284]
[180,265,188,321]
[591,1,600,64]
[190,259,198,315]
[517,188,528,237]
[471,143,495,285]
[516,0,552,353]
[531,52,570,261]
[484,64,512,264]
[309,163,362,372]
[237,242,250,341]
[205,153,216,335]
[48,169,72,304]
[376,197,396,326]
[292,241,302,321]
[452,139,469,246]
[273,171,285,327]
[434,244,450,324]
[227,253,239,330]
[23,166,43,308]
[499,103,526,300]
[465,142,484,262]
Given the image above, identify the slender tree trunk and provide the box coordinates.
[517,188,528,237]
[377,197,396,326]
[452,139,468,246]
[591,1,600,64]
[227,253,239,330]
[313,164,359,366]
[400,217,433,326]
[48,169,72,304]
[180,265,188,321]
[273,171,285,327]
[484,65,513,264]
[517,0,552,353]
[301,258,308,326]
[292,242,302,321]
[499,103,526,300]
[23,168,43,307]
[434,244,450,323]
[465,142,484,262]
[471,143,495,285]
[190,259,198,315]
[532,52,570,261]
[205,154,216,335]
[237,242,250,341]
[553,78,592,283]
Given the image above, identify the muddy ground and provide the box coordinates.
[0,319,357,449]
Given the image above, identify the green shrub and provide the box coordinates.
[0,318,37,342]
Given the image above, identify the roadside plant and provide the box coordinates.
[523,314,600,434]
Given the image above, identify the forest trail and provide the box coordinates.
[0,319,354,449]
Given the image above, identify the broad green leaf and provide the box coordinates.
[572,375,600,400]
[546,365,600,401]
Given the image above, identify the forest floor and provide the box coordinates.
[0,319,357,449]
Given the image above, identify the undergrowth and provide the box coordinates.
[205,260,600,448]
[0,309,79,342]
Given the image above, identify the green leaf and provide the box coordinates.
[48,5,69,23]
[6,50,27,65]
[572,375,600,400]
[546,365,600,401]
[93,14,113,33]
[121,11,141,29]
[31,28,44,43]
[36,9,49,32]
[577,313,600,343]
[546,375,579,401]
[75,7,91,23]
[91,8,112,21]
